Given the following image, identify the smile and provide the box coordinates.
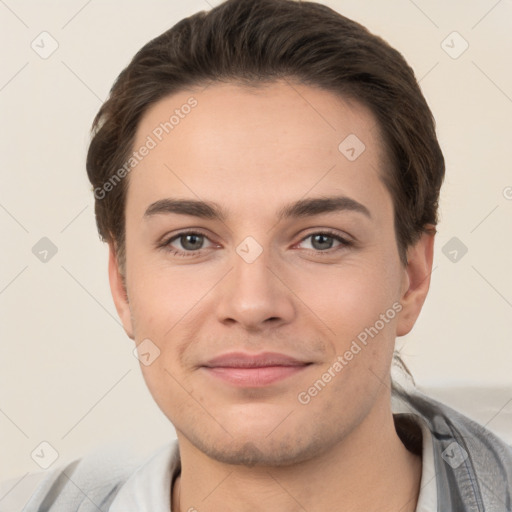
[201,352,312,387]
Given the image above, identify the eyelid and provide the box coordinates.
[159,229,218,251]
[294,229,354,250]
[297,228,353,243]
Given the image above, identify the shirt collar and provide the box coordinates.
[109,440,180,512]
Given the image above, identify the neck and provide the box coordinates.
[171,396,422,512]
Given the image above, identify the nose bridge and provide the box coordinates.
[214,236,295,329]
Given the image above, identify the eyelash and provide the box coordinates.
[159,229,353,258]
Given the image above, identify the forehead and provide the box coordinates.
[127,81,391,219]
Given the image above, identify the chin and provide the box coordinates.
[201,439,323,467]
[180,421,333,468]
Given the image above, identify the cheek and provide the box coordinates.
[138,359,195,428]
[294,256,401,339]
[126,259,219,389]
[127,254,214,335]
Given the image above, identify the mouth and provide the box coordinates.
[201,352,313,387]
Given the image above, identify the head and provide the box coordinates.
[87,0,444,466]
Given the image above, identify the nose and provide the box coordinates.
[214,245,296,331]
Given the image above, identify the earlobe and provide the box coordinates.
[396,229,435,337]
[108,243,135,340]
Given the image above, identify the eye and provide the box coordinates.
[159,229,353,258]
[160,231,216,257]
[297,231,352,252]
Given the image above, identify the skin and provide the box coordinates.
[108,81,434,512]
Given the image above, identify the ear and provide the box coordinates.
[108,242,134,340]
[396,228,435,337]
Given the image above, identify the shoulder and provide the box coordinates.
[3,441,176,512]
[396,386,512,510]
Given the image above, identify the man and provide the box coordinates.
[22,0,512,510]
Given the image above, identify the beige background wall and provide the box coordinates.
[1,0,511,492]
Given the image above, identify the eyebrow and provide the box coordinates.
[143,195,372,222]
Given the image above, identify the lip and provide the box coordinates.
[201,351,311,387]
[204,351,309,368]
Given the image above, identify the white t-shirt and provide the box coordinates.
[414,416,438,512]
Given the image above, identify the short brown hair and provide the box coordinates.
[86,0,444,274]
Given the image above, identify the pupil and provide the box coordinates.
[312,234,332,250]
[183,234,202,250]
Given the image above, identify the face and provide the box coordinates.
[109,81,432,466]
